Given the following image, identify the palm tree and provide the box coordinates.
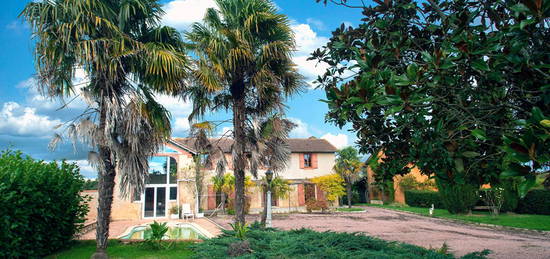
[247,115,295,225]
[184,0,303,224]
[334,147,364,208]
[21,1,188,258]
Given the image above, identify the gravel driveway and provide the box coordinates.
[212,207,550,258]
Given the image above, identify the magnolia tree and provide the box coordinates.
[313,0,549,213]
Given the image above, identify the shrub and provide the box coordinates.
[311,173,345,203]
[226,196,251,215]
[516,189,550,215]
[305,199,329,213]
[191,227,490,259]
[405,190,445,209]
[438,183,479,214]
[499,179,520,212]
[0,150,88,258]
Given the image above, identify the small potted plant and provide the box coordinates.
[169,205,180,219]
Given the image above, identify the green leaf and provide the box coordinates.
[509,4,531,14]
[500,169,520,177]
[518,177,536,198]
[520,19,535,29]
[472,59,490,71]
[421,51,432,63]
[454,158,464,173]
[540,120,550,128]
[531,107,544,121]
[406,63,418,81]
[462,151,480,158]
[393,74,410,86]
[470,129,487,140]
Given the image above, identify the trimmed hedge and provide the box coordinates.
[516,189,550,215]
[0,150,89,258]
[405,190,445,209]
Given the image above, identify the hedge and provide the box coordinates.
[0,150,89,258]
[516,189,550,215]
[405,190,445,209]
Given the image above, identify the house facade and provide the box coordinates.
[109,137,338,220]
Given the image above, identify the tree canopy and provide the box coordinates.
[312,0,550,197]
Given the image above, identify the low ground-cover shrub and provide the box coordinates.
[191,226,490,259]
[0,150,88,258]
[516,189,550,215]
[405,190,445,209]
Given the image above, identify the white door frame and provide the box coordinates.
[142,185,167,219]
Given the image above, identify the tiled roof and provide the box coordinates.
[172,137,337,153]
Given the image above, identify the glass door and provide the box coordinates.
[156,187,166,217]
[144,187,155,218]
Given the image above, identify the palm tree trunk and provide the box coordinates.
[346,183,353,208]
[231,81,247,225]
[92,107,117,259]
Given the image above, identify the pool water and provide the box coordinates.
[120,225,206,240]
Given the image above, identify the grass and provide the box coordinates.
[336,207,365,212]
[46,240,194,259]
[365,204,550,231]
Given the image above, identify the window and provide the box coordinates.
[303,153,312,168]
[147,156,178,184]
[169,187,177,200]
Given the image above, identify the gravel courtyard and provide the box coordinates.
[212,207,550,259]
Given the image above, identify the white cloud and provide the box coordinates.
[155,95,193,136]
[321,133,349,150]
[288,117,312,138]
[5,20,29,32]
[291,23,330,88]
[218,126,233,138]
[292,23,329,56]
[67,159,97,179]
[306,18,326,31]
[161,0,217,31]
[0,102,62,137]
[173,118,190,136]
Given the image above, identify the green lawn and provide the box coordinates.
[365,204,550,231]
[336,207,365,212]
[47,240,194,259]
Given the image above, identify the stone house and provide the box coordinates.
[108,137,338,220]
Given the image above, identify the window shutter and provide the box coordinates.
[207,185,216,210]
[299,153,305,169]
[298,184,305,206]
[312,153,318,169]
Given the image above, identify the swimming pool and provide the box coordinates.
[119,223,210,240]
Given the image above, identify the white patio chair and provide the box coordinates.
[181,203,195,221]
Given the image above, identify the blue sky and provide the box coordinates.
[0,0,366,178]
